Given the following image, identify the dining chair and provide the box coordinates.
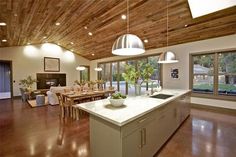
[56,93,71,118]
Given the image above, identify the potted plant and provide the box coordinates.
[122,63,154,95]
[109,92,127,107]
[19,75,37,91]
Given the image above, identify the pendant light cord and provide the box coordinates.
[166,0,169,49]
[127,0,129,34]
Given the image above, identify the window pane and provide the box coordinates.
[193,54,214,94]
[103,63,111,88]
[137,59,148,95]
[98,64,104,80]
[80,67,89,81]
[111,62,118,90]
[148,56,161,88]
[119,61,126,95]
[218,52,236,96]
[127,60,136,96]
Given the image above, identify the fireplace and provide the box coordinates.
[36,73,66,89]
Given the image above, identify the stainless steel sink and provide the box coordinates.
[150,94,173,99]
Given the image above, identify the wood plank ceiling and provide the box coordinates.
[0,0,236,60]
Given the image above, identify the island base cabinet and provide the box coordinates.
[122,129,142,157]
[89,92,190,157]
[122,119,159,157]
[90,115,122,157]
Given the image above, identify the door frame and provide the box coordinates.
[0,60,13,99]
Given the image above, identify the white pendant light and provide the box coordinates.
[158,1,178,64]
[76,66,86,71]
[112,0,145,56]
[94,67,102,71]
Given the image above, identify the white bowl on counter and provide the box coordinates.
[109,98,125,107]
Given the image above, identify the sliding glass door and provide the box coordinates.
[98,54,161,95]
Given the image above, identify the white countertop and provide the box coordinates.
[76,89,190,126]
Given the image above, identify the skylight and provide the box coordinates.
[188,0,236,18]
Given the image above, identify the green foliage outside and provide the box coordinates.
[112,74,125,81]
[122,63,154,85]
[194,84,236,91]
[219,53,236,73]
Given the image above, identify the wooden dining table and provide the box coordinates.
[61,89,115,120]
[62,89,115,106]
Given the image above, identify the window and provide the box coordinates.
[98,54,162,95]
[103,63,111,88]
[111,62,118,89]
[148,55,161,88]
[119,61,126,95]
[192,54,214,94]
[191,50,236,99]
[80,66,90,82]
[218,52,236,96]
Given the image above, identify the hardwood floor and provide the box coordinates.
[0,98,236,157]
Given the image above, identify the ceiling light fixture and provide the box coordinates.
[14,13,18,17]
[94,67,102,71]
[2,39,7,42]
[184,24,188,27]
[158,0,178,64]
[88,32,93,36]
[43,36,47,39]
[121,14,127,20]
[55,22,60,26]
[70,42,74,45]
[84,26,88,29]
[92,53,95,56]
[76,66,86,71]
[112,0,145,56]
[144,39,148,43]
[27,42,31,45]
[0,22,7,26]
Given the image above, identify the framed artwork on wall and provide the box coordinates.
[44,57,60,72]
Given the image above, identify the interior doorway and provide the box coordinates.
[0,60,13,99]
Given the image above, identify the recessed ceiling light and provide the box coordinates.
[57,43,60,45]
[70,42,74,45]
[14,13,18,17]
[55,22,60,26]
[0,22,7,26]
[27,42,31,45]
[184,24,188,27]
[121,14,127,20]
[84,26,88,29]
[88,32,93,36]
[2,39,7,42]
[92,53,95,56]
[144,39,148,43]
[43,36,47,39]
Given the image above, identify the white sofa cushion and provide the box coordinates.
[47,86,72,105]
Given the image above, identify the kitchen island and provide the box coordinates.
[76,89,191,157]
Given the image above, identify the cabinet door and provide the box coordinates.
[141,119,158,157]
[122,130,142,157]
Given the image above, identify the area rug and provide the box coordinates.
[27,96,49,108]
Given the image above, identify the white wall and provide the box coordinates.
[0,43,90,96]
[90,34,236,109]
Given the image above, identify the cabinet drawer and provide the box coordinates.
[121,110,156,137]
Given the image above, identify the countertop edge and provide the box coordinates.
[78,89,191,127]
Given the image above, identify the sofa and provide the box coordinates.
[46,86,81,105]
